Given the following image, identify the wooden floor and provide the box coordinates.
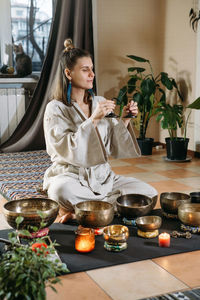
[1,148,200,299]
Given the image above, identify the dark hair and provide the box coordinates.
[49,39,93,105]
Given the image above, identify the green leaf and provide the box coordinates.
[187,97,200,109]
[127,77,137,93]
[141,78,156,96]
[127,55,149,62]
[37,210,47,219]
[160,72,173,90]
[15,216,24,226]
[128,67,145,73]
[18,229,32,237]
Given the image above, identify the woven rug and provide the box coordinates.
[141,287,200,299]
[0,150,51,200]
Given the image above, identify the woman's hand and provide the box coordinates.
[122,101,138,126]
[90,100,116,126]
[123,101,138,117]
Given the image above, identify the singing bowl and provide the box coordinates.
[116,194,153,218]
[103,224,129,244]
[135,216,162,232]
[75,200,114,228]
[3,198,59,230]
[160,192,191,215]
[190,192,200,203]
[178,203,200,226]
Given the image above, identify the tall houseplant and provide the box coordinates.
[117,55,182,155]
[155,97,200,160]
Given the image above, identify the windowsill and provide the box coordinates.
[0,73,40,84]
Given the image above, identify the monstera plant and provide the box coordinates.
[117,55,182,155]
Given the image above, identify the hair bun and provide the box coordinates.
[64,38,74,52]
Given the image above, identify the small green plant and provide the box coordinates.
[155,97,200,140]
[117,55,182,139]
[0,215,69,300]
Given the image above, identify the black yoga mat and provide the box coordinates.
[1,209,200,274]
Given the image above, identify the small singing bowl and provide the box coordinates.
[116,194,153,218]
[160,192,191,215]
[135,216,162,232]
[178,203,200,226]
[103,225,129,244]
[3,198,59,230]
[75,200,114,228]
[190,192,200,203]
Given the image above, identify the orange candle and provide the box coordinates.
[75,227,95,253]
[158,232,170,247]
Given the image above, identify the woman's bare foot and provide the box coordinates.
[58,206,76,223]
[58,212,76,223]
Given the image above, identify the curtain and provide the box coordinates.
[0,0,94,153]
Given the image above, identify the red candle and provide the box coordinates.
[75,227,95,253]
[158,232,170,247]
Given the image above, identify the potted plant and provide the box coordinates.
[0,215,69,300]
[117,55,182,155]
[155,97,200,160]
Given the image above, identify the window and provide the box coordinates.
[10,0,53,72]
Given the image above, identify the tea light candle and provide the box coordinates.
[158,232,170,247]
[75,227,95,253]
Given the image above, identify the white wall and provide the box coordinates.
[93,0,197,151]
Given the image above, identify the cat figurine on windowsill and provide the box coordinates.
[13,43,32,77]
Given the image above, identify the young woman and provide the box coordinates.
[43,39,157,223]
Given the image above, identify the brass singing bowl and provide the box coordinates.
[178,203,200,226]
[3,198,59,231]
[135,215,162,232]
[160,192,191,215]
[116,194,153,218]
[103,224,129,244]
[75,200,114,228]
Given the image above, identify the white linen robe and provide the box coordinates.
[43,97,157,210]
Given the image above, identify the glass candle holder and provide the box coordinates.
[158,232,170,247]
[75,227,95,253]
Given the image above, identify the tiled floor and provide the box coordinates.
[0,148,200,299]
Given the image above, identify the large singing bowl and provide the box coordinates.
[178,203,200,226]
[116,194,153,218]
[75,200,114,228]
[160,192,191,215]
[3,198,59,230]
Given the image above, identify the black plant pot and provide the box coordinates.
[165,137,189,160]
[137,138,154,155]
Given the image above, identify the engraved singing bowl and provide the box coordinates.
[160,192,191,215]
[3,198,59,230]
[75,200,114,228]
[135,216,162,232]
[103,225,129,244]
[116,194,153,218]
[178,203,200,226]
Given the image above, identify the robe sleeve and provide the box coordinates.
[108,118,141,158]
[44,101,107,168]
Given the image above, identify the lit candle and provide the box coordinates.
[75,227,95,253]
[158,232,170,247]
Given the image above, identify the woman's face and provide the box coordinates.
[68,56,95,90]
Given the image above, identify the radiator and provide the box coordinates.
[0,88,25,144]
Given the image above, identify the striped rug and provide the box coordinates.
[142,288,200,300]
[0,150,51,200]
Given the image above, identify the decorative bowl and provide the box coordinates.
[3,198,59,230]
[116,194,153,218]
[178,203,200,226]
[190,192,200,203]
[103,224,129,244]
[75,200,114,228]
[135,215,162,232]
[160,192,191,215]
